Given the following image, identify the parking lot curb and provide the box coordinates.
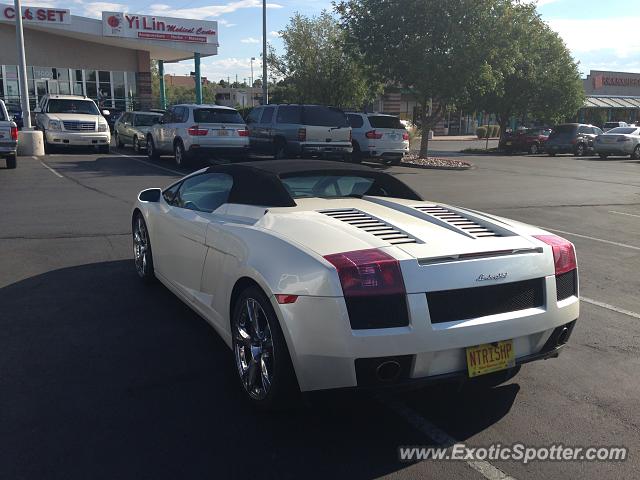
[398,160,474,171]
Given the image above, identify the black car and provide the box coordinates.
[545,123,603,157]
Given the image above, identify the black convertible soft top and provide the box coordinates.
[205,159,423,207]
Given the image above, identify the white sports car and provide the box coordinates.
[132,160,579,408]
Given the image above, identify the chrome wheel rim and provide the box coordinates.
[133,137,139,153]
[147,140,153,157]
[233,298,274,400]
[175,144,183,165]
[133,216,148,277]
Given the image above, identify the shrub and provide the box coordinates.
[490,125,500,138]
[476,126,487,139]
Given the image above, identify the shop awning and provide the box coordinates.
[584,96,640,109]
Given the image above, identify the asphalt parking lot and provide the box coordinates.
[1,145,639,480]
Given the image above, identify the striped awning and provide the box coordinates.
[584,96,640,108]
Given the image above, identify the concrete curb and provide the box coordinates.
[398,160,474,171]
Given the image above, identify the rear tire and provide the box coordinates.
[351,142,363,163]
[599,153,609,159]
[273,138,286,160]
[574,143,585,157]
[147,136,159,160]
[115,132,124,148]
[632,145,640,160]
[174,140,187,167]
[231,286,299,410]
[529,143,539,155]
[6,154,16,169]
[547,152,556,157]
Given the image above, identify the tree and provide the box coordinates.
[336,0,502,156]
[268,11,383,108]
[468,2,584,136]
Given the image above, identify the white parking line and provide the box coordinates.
[113,152,183,176]
[544,228,640,251]
[37,158,64,178]
[582,297,640,319]
[609,210,640,219]
[378,396,517,480]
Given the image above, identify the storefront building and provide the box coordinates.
[579,70,640,125]
[0,5,218,113]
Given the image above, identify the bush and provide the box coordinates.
[476,126,487,139]
[491,125,501,138]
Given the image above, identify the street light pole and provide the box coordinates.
[250,57,255,107]
[14,0,31,129]
[262,0,268,104]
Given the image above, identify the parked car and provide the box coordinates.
[146,104,249,166]
[499,127,552,154]
[347,112,409,164]
[602,121,628,132]
[246,104,352,160]
[594,126,640,159]
[34,94,111,153]
[545,123,603,156]
[0,99,18,169]
[132,159,579,409]
[114,111,163,153]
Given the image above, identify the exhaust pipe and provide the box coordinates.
[376,360,401,382]
[557,326,570,345]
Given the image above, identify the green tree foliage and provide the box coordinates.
[268,11,383,109]
[468,2,584,134]
[336,0,501,156]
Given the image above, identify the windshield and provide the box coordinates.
[368,115,404,129]
[47,99,99,115]
[194,108,244,124]
[606,127,637,134]
[136,114,161,126]
[301,106,349,127]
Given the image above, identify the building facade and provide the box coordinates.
[580,70,640,125]
[0,6,217,113]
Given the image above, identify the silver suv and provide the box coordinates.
[347,112,409,164]
[0,99,18,169]
[246,104,352,160]
[146,104,249,166]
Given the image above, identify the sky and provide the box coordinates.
[38,0,640,82]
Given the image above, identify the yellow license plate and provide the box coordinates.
[217,129,229,136]
[466,340,515,378]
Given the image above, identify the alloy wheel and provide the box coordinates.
[233,298,275,401]
[634,145,640,160]
[133,136,140,153]
[133,216,148,277]
[530,143,538,154]
[175,143,183,166]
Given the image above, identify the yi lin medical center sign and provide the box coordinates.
[102,12,217,44]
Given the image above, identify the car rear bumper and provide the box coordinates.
[188,145,250,157]
[363,147,409,158]
[0,142,17,156]
[594,144,635,155]
[295,142,353,156]
[275,276,579,392]
[46,130,110,146]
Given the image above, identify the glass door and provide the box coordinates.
[46,79,59,95]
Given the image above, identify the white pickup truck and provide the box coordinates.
[35,94,110,153]
[0,99,18,169]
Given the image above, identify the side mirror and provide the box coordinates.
[102,109,111,117]
[138,188,161,203]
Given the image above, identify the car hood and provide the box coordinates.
[45,113,100,122]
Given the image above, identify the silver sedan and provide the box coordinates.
[594,126,640,159]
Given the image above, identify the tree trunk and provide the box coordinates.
[418,101,443,158]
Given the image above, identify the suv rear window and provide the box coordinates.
[368,115,403,129]
[193,108,243,124]
[550,125,576,135]
[301,106,348,127]
[347,114,364,128]
[607,127,637,134]
[47,99,99,115]
[276,106,301,123]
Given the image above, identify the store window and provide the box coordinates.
[73,69,83,95]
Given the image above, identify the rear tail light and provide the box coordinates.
[297,128,306,142]
[402,132,409,141]
[237,129,249,137]
[10,126,18,141]
[324,249,405,296]
[187,125,208,136]
[534,235,577,275]
[365,130,383,139]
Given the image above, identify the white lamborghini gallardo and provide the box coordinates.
[132,160,579,408]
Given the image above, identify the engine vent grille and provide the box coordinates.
[320,208,418,245]
[427,278,545,324]
[413,205,501,238]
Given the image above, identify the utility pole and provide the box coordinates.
[250,56,255,107]
[262,0,268,104]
